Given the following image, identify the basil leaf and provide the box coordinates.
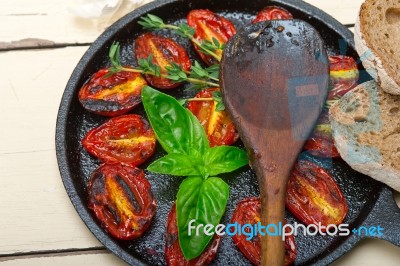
[142,86,209,155]
[176,176,229,260]
[204,146,249,176]
[148,153,203,176]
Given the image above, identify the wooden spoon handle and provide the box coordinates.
[255,163,290,266]
[260,173,287,266]
[251,154,294,266]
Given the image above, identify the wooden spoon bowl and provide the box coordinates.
[220,19,329,265]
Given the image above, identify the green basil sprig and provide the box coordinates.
[142,86,248,260]
[176,176,229,259]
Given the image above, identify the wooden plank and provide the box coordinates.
[0,0,361,49]
[1,239,400,266]
[0,250,128,266]
[0,46,103,254]
[0,46,88,154]
[305,0,363,25]
[0,0,153,49]
[0,150,102,254]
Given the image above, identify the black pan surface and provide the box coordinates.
[56,0,400,265]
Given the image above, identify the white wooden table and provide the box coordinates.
[1,0,400,265]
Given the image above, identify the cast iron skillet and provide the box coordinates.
[56,0,400,265]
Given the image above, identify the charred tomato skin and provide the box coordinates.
[82,114,156,166]
[88,164,156,240]
[230,197,297,266]
[252,6,293,23]
[165,203,221,266]
[286,161,348,227]
[187,88,239,147]
[134,33,191,89]
[78,68,147,116]
[187,9,236,65]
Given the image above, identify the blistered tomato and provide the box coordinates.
[328,55,359,100]
[82,114,156,166]
[303,112,340,158]
[187,9,236,65]
[88,164,156,240]
[231,197,297,266]
[135,33,191,89]
[78,68,146,116]
[286,160,348,227]
[187,88,239,146]
[252,6,293,23]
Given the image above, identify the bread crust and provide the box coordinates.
[354,1,400,95]
[330,81,400,191]
[332,129,400,191]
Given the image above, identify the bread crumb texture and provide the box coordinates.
[330,80,400,190]
[358,0,400,91]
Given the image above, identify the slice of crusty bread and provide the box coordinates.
[354,0,400,95]
[330,80,400,191]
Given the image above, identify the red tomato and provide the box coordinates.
[82,114,156,166]
[306,56,358,158]
[187,88,239,147]
[230,197,297,266]
[252,6,293,23]
[165,203,221,266]
[303,136,340,158]
[187,9,236,65]
[134,33,191,89]
[88,164,156,240]
[286,161,348,227]
[303,112,340,158]
[328,55,359,100]
[78,68,147,116]
[306,56,358,157]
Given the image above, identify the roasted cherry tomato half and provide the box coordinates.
[286,161,348,227]
[165,203,221,266]
[303,136,340,158]
[252,6,293,23]
[328,55,359,100]
[303,112,340,158]
[134,33,191,89]
[230,197,296,266]
[187,88,239,147]
[88,164,156,240]
[187,9,236,65]
[78,68,147,116]
[82,114,156,166]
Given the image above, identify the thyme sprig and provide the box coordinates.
[190,61,220,82]
[106,42,220,89]
[105,41,154,77]
[138,14,223,61]
[166,62,219,89]
[179,91,225,111]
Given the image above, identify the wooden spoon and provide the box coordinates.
[220,20,329,265]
